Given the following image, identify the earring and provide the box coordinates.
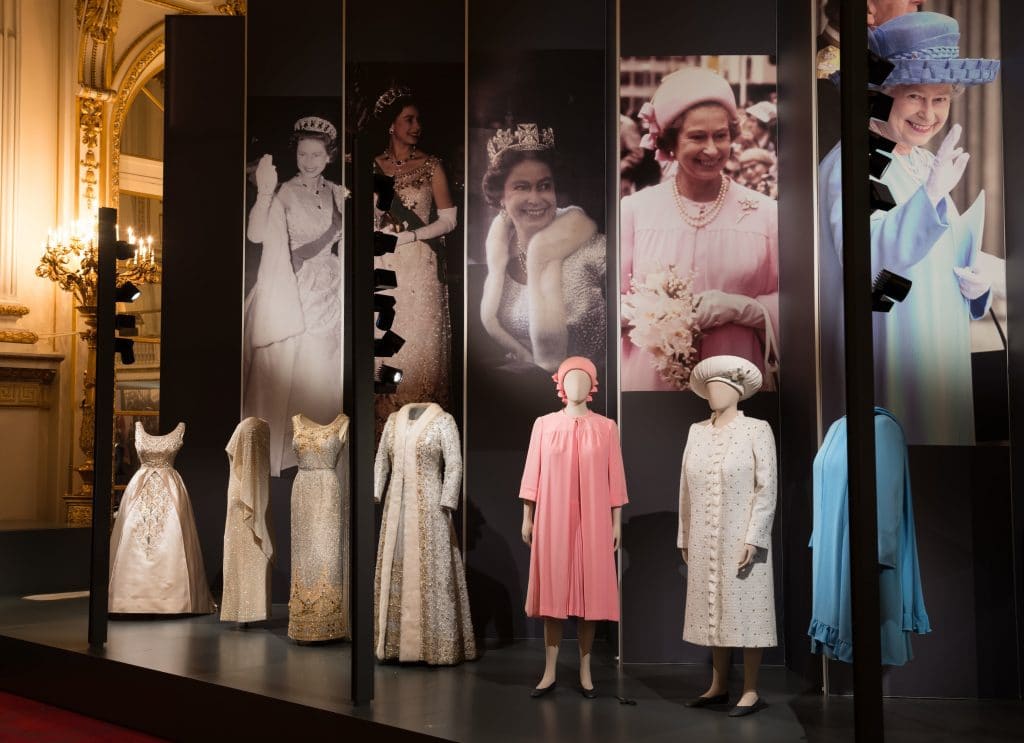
[389,127,394,134]
[499,204,507,218]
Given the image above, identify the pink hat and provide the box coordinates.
[638,67,738,162]
[552,356,598,403]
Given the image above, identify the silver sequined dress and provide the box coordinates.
[373,156,452,435]
[108,422,215,614]
[221,417,275,623]
[288,413,350,642]
[373,403,476,664]
[496,232,606,364]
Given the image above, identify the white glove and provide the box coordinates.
[953,266,990,301]
[925,124,969,207]
[693,290,766,330]
[255,154,277,195]
[393,207,458,247]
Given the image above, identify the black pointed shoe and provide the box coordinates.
[579,684,597,699]
[530,681,557,698]
[685,692,729,708]
[728,698,768,717]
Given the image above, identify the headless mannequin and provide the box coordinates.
[682,379,763,707]
[521,368,622,692]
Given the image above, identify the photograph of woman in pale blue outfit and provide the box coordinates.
[818,12,1001,446]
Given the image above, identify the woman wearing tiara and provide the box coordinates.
[372,87,457,431]
[480,123,606,374]
[244,115,346,476]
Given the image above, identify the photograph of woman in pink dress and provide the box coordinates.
[620,65,779,392]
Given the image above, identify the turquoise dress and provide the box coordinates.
[818,143,990,445]
[808,408,931,666]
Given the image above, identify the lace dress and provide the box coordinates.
[373,403,476,664]
[221,417,275,623]
[373,157,452,434]
[108,422,215,614]
[288,412,350,641]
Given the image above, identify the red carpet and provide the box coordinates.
[0,692,165,742]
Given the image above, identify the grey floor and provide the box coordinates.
[0,595,1021,742]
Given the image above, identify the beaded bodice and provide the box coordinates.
[135,421,185,469]
[292,413,347,471]
[375,156,438,224]
[280,177,344,251]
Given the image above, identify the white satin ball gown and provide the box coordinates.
[108,421,215,614]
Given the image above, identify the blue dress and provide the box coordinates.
[808,408,931,666]
[818,144,990,445]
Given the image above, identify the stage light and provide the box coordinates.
[374,330,406,358]
[872,269,912,313]
[374,294,396,331]
[374,269,397,291]
[867,50,895,89]
[115,313,138,337]
[374,231,398,256]
[114,337,135,364]
[868,179,896,212]
[375,363,403,394]
[868,90,894,122]
[374,173,396,213]
[115,240,136,260]
[115,281,141,302]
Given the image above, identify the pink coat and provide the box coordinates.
[620,179,779,391]
[519,411,628,621]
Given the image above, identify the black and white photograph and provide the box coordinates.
[242,97,345,476]
[618,56,780,393]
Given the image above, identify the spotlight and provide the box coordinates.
[374,231,398,256]
[374,173,396,213]
[374,269,397,291]
[872,269,912,313]
[868,90,894,122]
[115,313,138,337]
[868,179,897,212]
[375,363,403,394]
[115,240,136,260]
[114,337,135,364]
[115,281,141,302]
[374,330,406,358]
[374,294,396,331]
[868,130,896,156]
[867,50,895,89]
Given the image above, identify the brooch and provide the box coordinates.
[737,197,760,223]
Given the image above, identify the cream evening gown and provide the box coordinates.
[108,421,215,614]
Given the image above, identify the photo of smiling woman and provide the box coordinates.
[243,107,345,476]
[619,60,780,392]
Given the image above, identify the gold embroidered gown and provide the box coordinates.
[221,417,275,623]
[288,413,350,641]
[373,403,476,664]
[373,156,452,434]
[108,422,215,614]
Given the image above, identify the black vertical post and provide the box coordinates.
[838,4,884,740]
[88,206,117,648]
[606,0,619,425]
[349,131,376,705]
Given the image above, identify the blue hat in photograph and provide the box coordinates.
[869,12,999,88]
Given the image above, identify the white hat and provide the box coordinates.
[689,355,763,401]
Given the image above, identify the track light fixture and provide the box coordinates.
[114,337,135,365]
[115,313,138,337]
[374,330,406,358]
[872,269,912,313]
[115,281,141,302]
[374,363,403,394]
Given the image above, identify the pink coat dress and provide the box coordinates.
[519,411,629,621]
[620,179,779,391]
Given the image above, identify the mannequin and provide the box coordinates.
[519,356,628,699]
[678,354,777,717]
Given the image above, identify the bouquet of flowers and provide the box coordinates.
[622,265,700,390]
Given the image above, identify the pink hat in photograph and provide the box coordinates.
[552,356,599,403]
[638,66,738,162]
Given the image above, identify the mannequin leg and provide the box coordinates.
[537,618,563,688]
[577,620,596,690]
[701,647,731,697]
[738,647,763,706]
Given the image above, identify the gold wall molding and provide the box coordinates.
[216,0,246,15]
[0,329,39,344]
[109,39,164,206]
[0,303,30,317]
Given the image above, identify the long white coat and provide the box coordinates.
[678,412,778,647]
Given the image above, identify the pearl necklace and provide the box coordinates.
[672,174,730,228]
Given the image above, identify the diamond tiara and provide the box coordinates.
[373,86,413,118]
[486,124,556,166]
[293,116,337,141]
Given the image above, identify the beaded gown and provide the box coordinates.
[373,156,452,435]
[373,403,476,664]
[288,413,350,642]
[108,422,215,614]
[221,417,275,623]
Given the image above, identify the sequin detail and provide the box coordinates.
[288,413,350,642]
[373,405,476,665]
[134,472,172,559]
